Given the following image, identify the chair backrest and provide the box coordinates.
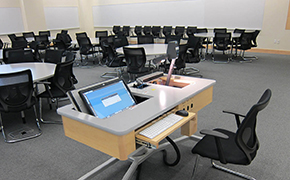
[239,32,254,50]
[104,44,124,67]
[114,35,129,48]
[11,36,27,49]
[174,44,188,69]
[214,28,227,33]
[165,35,181,44]
[196,28,208,33]
[233,28,245,34]
[235,89,271,164]
[61,30,68,34]
[52,60,75,94]
[134,26,143,36]
[39,31,51,36]
[0,69,34,112]
[76,32,88,39]
[186,26,197,37]
[163,26,172,37]
[187,36,201,63]
[23,32,35,38]
[8,34,17,42]
[7,49,35,64]
[152,26,161,37]
[95,31,108,38]
[77,37,92,54]
[45,49,64,64]
[251,30,260,47]
[64,52,78,84]
[113,25,121,35]
[175,26,185,37]
[213,32,231,50]
[122,26,131,37]
[123,47,147,74]
[143,26,152,36]
[137,35,154,44]
[35,35,49,44]
[0,39,3,49]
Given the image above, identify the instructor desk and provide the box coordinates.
[58,74,215,161]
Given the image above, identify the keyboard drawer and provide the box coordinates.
[135,112,196,149]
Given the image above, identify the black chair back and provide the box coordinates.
[45,49,64,64]
[113,25,121,35]
[123,47,147,74]
[175,26,185,37]
[163,26,172,37]
[186,26,197,37]
[187,36,201,63]
[0,70,35,112]
[77,37,93,54]
[196,28,208,33]
[239,32,254,50]
[251,30,260,47]
[152,26,161,38]
[23,32,35,38]
[137,35,154,44]
[236,89,271,163]
[122,26,131,37]
[39,31,51,36]
[143,26,152,36]
[214,28,227,33]
[95,31,108,38]
[7,49,35,64]
[134,26,143,36]
[76,32,88,39]
[213,32,231,50]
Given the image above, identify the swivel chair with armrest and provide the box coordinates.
[212,32,232,63]
[0,70,42,143]
[191,89,272,180]
[36,60,75,124]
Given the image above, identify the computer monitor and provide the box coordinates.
[78,79,136,119]
[165,41,179,86]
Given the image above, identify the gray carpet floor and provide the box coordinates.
[0,51,289,180]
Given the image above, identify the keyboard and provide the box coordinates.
[139,113,183,139]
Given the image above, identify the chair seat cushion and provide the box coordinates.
[192,128,250,165]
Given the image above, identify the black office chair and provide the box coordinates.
[0,70,41,143]
[114,35,129,49]
[22,31,35,41]
[152,26,161,38]
[113,25,121,36]
[214,28,227,33]
[137,35,154,44]
[39,30,51,37]
[162,26,173,39]
[77,37,99,65]
[37,60,76,124]
[123,47,153,82]
[249,30,260,60]
[134,26,143,37]
[122,26,131,37]
[6,49,36,64]
[95,30,108,38]
[100,43,126,78]
[143,26,152,36]
[186,26,197,37]
[8,34,28,49]
[61,30,68,34]
[76,32,88,39]
[232,29,245,56]
[191,89,272,180]
[174,26,185,38]
[185,36,203,76]
[212,32,232,63]
[44,49,64,64]
[236,32,255,63]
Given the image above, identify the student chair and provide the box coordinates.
[191,89,272,180]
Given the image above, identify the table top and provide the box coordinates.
[194,32,241,38]
[116,44,168,55]
[0,62,56,82]
[57,75,216,136]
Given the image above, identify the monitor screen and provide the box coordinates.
[79,79,136,119]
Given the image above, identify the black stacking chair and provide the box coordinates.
[186,26,197,37]
[123,47,153,82]
[0,70,41,143]
[39,31,51,37]
[134,26,143,37]
[236,32,255,62]
[113,25,121,35]
[44,49,64,64]
[214,28,227,33]
[137,35,154,44]
[23,32,35,41]
[95,31,108,38]
[101,44,126,78]
[122,26,131,37]
[152,26,161,38]
[162,26,172,38]
[77,37,98,64]
[174,26,185,38]
[232,29,245,56]
[76,32,88,39]
[61,30,68,34]
[251,30,260,48]
[191,89,272,180]
[143,26,152,36]
[37,60,75,124]
[212,32,232,63]
[6,49,36,64]
[8,35,28,49]
[185,36,203,76]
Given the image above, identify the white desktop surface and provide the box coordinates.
[116,44,168,55]
[194,32,241,38]
[57,75,216,136]
[0,62,56,82]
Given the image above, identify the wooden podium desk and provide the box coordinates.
[57,75,215,161]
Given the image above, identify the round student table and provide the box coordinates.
[0,62,56,82]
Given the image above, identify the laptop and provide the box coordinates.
[77,78,136,119]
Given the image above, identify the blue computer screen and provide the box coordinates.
[82,80,136,119]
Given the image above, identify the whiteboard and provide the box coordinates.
[92,0,265,29]
[44,7,80,30]
[0,7,24,34]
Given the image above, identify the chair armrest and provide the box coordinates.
[222,110,245,128]
[200,129,229,139]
